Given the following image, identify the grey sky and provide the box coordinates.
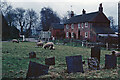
[3,0,119,25]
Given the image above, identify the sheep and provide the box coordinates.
[43,42,54,49]
[12,39,19,43]
[111,50,120,57]
[49,46,55,50]
[36,41,43,47]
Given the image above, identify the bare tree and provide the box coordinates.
[25,9,38,30]
[0,2,12,15]
[25,9,38,37]
[5,9,16,26]
[108,16,115,28]
[15,8,25,34]
[0,1,16,26]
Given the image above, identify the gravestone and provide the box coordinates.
[29,52,36,58]
[91,47,101,63]
[45,57,55,65]
[105,54,117,69]
[88,57,100,70]
[26,61,49,78]
[66,55,84,73]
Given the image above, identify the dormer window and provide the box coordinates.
[71,24,74,29]
[78,23,80,29]
[66,24,69,29]
[85,22,88,28]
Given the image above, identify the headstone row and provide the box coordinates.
[26,47,117,78]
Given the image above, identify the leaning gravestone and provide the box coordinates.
[66,55,84,73]
[105,54,117,69]
[88,57,100,70]
[91,47,101,63]
[45,57,55,65]
[26,61,49,78]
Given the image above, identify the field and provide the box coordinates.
[2,42,120,79]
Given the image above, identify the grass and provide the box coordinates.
[2,42,119,79]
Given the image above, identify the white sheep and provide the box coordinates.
[12,39,19,43]
[111,50,120,57]
[43,42,54,49]
[36,41,44,47]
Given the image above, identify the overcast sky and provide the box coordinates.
[2,0,119,25]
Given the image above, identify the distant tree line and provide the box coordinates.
[108,16,118,32]
[1,2,67,40]
[1,2,39,39]
[40,7,60,31]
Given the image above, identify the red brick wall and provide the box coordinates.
[64,23,94,41]
[51,29,64,39]
[64,24,78,39]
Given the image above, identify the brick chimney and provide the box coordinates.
[70,11,74,17]
[82,9,86,14]
[99,3,103,12]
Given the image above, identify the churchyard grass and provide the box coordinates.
[2,42,119,79]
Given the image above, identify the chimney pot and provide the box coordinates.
[99,3,103,12]
[82,9,86,14]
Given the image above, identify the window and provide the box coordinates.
[66,32,68,37]
[85,32,88,38]
[85,22,88,28]
[71,24,74,29]
[71,32,74,38]
[66,24,69,29]
[81,23,84,29]
[78,23,80,29]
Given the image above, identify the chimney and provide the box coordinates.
[99,3,103,12]
[70,11,74,17]
[82,9,86,14]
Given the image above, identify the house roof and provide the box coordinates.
[51,23,64,29]
[64,11,100,24]
[93,26,115,34]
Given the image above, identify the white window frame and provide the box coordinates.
[85,22,88,28]
[71,24,74,29]
[78,23,80,29]
[81,23,84,29]
[66,32,68,37]
[66,24,69,29]
[85,32,88,38]
[71,32,74,38]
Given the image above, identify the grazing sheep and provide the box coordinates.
[49,46,55,50]
[111,50,120,57]
[43,42,54,49]
[12,39,19,43]
[36,41,43,47]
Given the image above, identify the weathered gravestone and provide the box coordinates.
[26,61,49,78]
[105,54,117,69]
[66,55,84,73]
[45,57,55,65]
[91,47,101,63]
[29,52,36,58]
[88,57,100,70]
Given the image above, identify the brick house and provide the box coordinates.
[50,23,64,39]
[64,4,114,42]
